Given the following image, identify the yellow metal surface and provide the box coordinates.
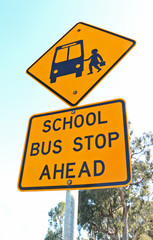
[18,99,132,191]
[27,22,136,106]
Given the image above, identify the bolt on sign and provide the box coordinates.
[26,22,136,106]
[18,99,131,191]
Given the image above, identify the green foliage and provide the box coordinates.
[44,202,65,240]
[139,233,152,240]
[45,230,58,240]
[79,189,124,239]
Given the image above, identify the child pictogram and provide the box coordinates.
[84,49,105,75]
[50,40,105,83]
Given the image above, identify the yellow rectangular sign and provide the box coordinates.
[18,99,131,191]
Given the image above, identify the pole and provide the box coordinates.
[64,190,78,240]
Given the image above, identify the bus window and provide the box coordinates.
[69,44,81,60]
[55,48,68,63]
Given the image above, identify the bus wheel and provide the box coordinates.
[76,71,82,77]
[50,77,56,83]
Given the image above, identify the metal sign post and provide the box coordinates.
[64,190,78,240]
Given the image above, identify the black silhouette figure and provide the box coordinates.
[85,49,104,75]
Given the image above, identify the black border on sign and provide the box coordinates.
[18,99,131,191]
[26,22,136,106]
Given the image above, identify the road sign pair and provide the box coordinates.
[18,22,136,191]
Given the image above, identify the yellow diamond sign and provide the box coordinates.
[27,22,136,106]
[18,99,131,191]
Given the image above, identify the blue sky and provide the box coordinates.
[1,0,153,239]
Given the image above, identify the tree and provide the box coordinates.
[44,202,65,240]
[45,230,58,240]
[78,127,153,240]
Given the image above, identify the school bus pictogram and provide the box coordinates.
[50,40,84,83]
